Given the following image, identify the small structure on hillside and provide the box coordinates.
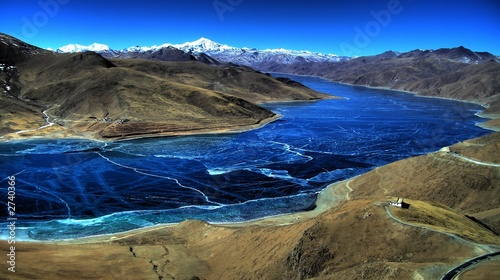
[389,197,410,209]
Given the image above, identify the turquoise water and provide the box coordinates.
[0,75,490,240]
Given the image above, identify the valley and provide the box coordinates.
[1,32,499,279]
[0,33,333,141]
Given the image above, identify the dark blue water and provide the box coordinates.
[0,75,490,240]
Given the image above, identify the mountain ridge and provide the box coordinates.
[55,37,500,67]
[55,37,350,66]
[3,32,500,136]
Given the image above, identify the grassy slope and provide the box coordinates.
[350,132,500,234]
[390,198,499,244]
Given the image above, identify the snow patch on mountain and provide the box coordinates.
[171,37,237,53]
[57,43,111,53]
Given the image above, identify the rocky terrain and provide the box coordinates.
[4,132,499,280]
[0,33,332,140]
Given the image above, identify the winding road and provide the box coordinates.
[448,152,500,167]
[441,251,500,280]
[385,206,500,280]
[15,109,55,134]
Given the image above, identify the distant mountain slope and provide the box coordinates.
[110,58,328,104]
[119,46,198,62]
[266,46,500,118]
[0,33,332,140]
[0,33,52,64]
[0,33,57,136]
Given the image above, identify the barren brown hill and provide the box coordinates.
[5,132,499,280]
[0,33,332,140]
[126,46,198,62]
[109,58,329,104]
[349,132,500,233]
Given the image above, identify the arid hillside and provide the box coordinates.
[6,132,499,280]
[349,132,500,234]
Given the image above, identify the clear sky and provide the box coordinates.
[1,0,499,56]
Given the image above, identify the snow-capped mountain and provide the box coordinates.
[171,37,237,53]
[55,38,349,70]
[57,43,111,53]
[170,38,349,67]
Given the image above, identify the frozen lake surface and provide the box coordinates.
[0,75,490,240]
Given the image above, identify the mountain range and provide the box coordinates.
[54,37,500,130]
[2,33,500,140]
[56,37,499,69]
[268,46,500,113]
[55,37,350,67]
[0,33,331,140]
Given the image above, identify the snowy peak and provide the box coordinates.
[57,43,110,53]
[53,37,348,69]
[124,45,153,53]
[171,37,237,53]
[166,38,347,67]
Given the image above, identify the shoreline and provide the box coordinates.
[271,71,492,108]
[0,113,283,143]
[5,130,497,244]
[5,131,498,279]
[112,113,283,142]
[325,80,494,109]
[13,176,356,245]
[3,74,495,142]
[351,83,499,131]
[271,71,499,131]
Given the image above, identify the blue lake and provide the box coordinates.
[0,75,490,240]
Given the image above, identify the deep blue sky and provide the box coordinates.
[1,0,499,56]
